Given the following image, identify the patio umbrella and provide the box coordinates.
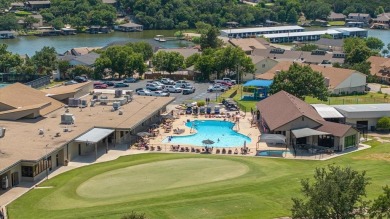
[137,132,152,137]
[202,139,215,145]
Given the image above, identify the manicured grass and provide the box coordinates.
[305,92,390,105]
[7,141,390,219]
[329,21,346,26]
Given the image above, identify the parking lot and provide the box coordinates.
[97,80,226,104]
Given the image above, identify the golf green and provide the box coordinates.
[77,158,249,199]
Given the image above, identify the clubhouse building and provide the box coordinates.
[0,83,174,189]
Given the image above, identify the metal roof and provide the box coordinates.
[333,104,390,112]
[311,104,344,118]
[220,25,304,34]
[263,30,341,38]
[75,128,114,143]
[292,128,330,138]
[332,27,366,32]
[259,134,286,144]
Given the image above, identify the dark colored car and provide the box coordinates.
[103,81,115,86]
[114,83,129,88]
[182,88,195,95]
[74,76,88,83]
[124,78,137,83]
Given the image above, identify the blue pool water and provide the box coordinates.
[162,120,251,147]
[257,150,290,157]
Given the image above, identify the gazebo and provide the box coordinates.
[241,80,273,101]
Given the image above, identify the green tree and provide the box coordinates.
[194,52,216,81]
[57,60,71,79]
[0,44,23,73]
[369,186,390,218]
[0,14,19,30]
[31,46,57,75]
[345,41,371,65]
[365,37,385,50]
[152,51,185,74]
[269,63,329,101]
[200,26,222,50]
[277,10,287,22]
[185,53,201,68]
[387,43,390,51]
[382,49,389,57]
[126,42,153,61]
[375,6,385,16]
[24,16,39,29]
[291,165,370,219]
[94,56,112,79]
[195,21,212,34]
[69,65,94,79]
[286,8,299,24]
[376,117,390,131]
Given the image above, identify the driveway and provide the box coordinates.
[100,80,226,104]
[367,83,390,94]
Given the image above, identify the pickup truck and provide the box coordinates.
[207,84,227,92]
[223,78,237,85]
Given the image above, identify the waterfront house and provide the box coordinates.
[372,13,390,29]
[0,31,16,39]
[257,90,359,151]
[87,26,109,34]
[255,61,367,95]
[61,27,76,35]
[117,22,143,32]
[25,1,51,10]
[64,47,102,56]
[327,12,346,21]
[69,52,100,67]
[30,14,43,28]
[367,56,390,83]
[10,2,25,11]
[347,13,371,24]
[312,38,344,52]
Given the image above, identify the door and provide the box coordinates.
[356,121,368,131]
[11,172,19,187]
[78,144,81,155]
[56,154,59,167]
[296,137,307,145]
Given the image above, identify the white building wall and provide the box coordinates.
[345,118,379,129]
[334,72,366,94]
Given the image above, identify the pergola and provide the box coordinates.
[75,128,115,159]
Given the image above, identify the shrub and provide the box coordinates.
[377,117,390,131]
[121,211,147,219]
[197,100,205,107]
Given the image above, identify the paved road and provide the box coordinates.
[100,80,226,104]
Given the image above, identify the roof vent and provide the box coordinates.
[61,113,75,124]
[39,129,44,135]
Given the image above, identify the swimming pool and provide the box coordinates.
[257,150,290,157]
[162,120,251,147]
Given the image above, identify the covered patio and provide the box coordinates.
[291,128,335,156]
[74,128,115,160]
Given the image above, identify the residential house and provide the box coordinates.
[256,90,359,151]
[250,55,278,75]
[346,13,371,24]
[25,1,51,10]
[69,52,100,67]
[228,38,270,55]
[0,31,16,39]
[312,38,344,52]
[64,47,102,56]
[156,48,200,59]
[327,12,346,21]
[9,2,25,11]
[117,22,143,32]
[30,14,43,28]
[372,13,390,29]
[367,56,390,83]
[252,48,345,65]
[255,61,367,94]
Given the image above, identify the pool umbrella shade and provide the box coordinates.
[137,132,152,137]
[202,139,215,145]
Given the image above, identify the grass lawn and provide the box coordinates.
[305,92,390,105]
[329,21,346,26]
[7,141,390,219]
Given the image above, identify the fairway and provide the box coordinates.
[77,158,248,199]
[7,141,390,219]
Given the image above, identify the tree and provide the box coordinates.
[31,46,57,75]
[57,60,71,79]
[24,16,39,29]
[269,63,329,101]
[152,51,185,74]
[375,6,385,16]
[0,44,23,73]
[195,21,212,34]
[291,165,370,219]
[126,42,153,61]
[382,49,389,57]
[345,43,371,65]
[0,14,19,31]
[68,65,94,79]
[185,53,200,68]
[200,26,222,50]
[376,117,390,131]
[121,211,147,219]
[365,37,384,51]
[369,186,390,218]
[387,43,390,51]
[286,8,298,24]
[194,53,216,81]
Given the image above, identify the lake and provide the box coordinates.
[2,30,193,56]
[2,29,390,56]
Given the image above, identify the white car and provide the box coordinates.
[207,84,227,92]
[175,80,189,88]
[164,85,182,93]
[150,91,170,97]
[161,78,175,85]
[153,81,166,88]
[146,83,162,91]
[136,88,152,96]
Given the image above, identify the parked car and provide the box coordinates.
[175,80,189,88]
[153,81,166,88]
[150,90,170,97]
[114,82,129,88]
[94,84,108,89]
[161,78,175,85]
[207,84,227,92]
[223,78,237,85]
[64,80,78,85]
[103,81,115,86]
[123,77,137,83]
[146,83,162,91]
[136,88,152,96]
[215,81,232,88]
[182,87,195,95]
[164,85,182,93]
[74,76,88,83]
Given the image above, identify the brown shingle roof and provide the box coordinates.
[256,91,324,130]
[42,82,92,95]
[229,38,268,51]
[0,83,63,116]
[255,61,361,89]
[368,56,390,78]
[315,121,352,137]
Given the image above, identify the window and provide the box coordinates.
[21,166,33,177]
[318,135,334,147]
[344,135,356,148]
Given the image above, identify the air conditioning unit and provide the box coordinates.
[115,89,122,98]
[68,98,81,107]
[61,113,75,124]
